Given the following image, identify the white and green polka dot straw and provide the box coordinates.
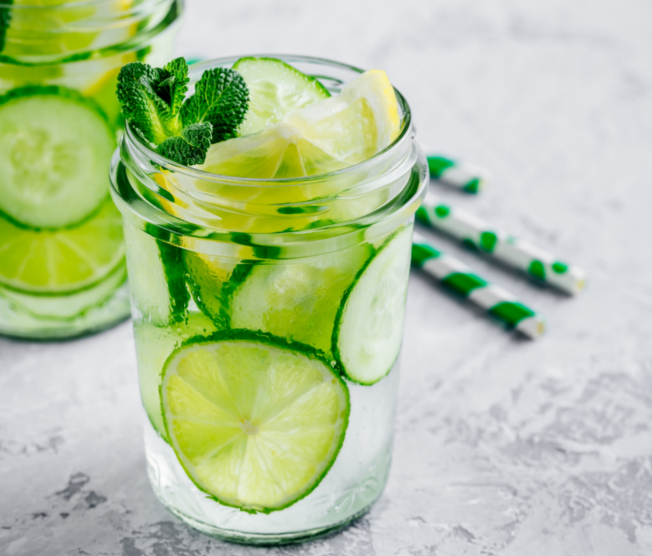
[412,233,546,339]
[427,155,491,194]
[416,192,587,295]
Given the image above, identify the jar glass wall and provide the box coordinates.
[110,55,427,544]
[0,0,184,340]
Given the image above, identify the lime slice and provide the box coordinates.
[134,313,220,438]
[0,86,116,229]
[0,262,127,320]
[230,245,372,355]
[232,57,331,137]
[161,331,350,513]
[201,69,401,179]
[0,197,125,294]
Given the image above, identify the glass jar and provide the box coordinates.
[0,0,184,340]
[110,55,427,544]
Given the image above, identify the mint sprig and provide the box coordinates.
[116,57,249,166]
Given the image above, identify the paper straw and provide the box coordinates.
[427,155,491,194]
[412,233,545,339]
[416,193,587,295]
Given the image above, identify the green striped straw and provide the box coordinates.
[416,193,587,295]
[427,155,491,194]
[412,232,546,339]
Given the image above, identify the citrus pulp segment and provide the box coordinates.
[0,86,116,228]
[0,197,125,294]
[333,224,413,385]
[161,332,350,513]
[232,57,331,137]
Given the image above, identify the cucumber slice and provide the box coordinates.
[229,245,373,355]
[134,313,219,439]
[0,86,116,229]
[0,197,124,294]
[333,224,413,385]
[161,330,350,513]
[232,57,331,136]
[123,223,189,325]
[183,252,250,329]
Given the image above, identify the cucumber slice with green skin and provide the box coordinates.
[124,223,189,325]
[333,224,413,385]
[0,196,125,294]
[161,330,350,513]
[229,244,373,356]
[134,313,219,440]
[232,57,331,137]
[0,86,115,229]
[183,252,251,329]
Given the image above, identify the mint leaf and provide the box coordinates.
[156,122,212,166]
[180,67,249,142]
[117,62,169,144]
[116,58,249,166]
[116,57,189,144]
[158,57,189,119]
[117,62,179,144]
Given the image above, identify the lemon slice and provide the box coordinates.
[161,331,350,513]
[201,69,401,179]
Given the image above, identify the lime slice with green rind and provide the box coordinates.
[134,313,220,439]
[229,245,373,355]
[232,56,331,137]
[161,331,350,513]
[0,262,126,320]
[0,86,116,229]
[0,197,125,294]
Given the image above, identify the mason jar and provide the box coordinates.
[0,0,184,339]
[110,55,427,544]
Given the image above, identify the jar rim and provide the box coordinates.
[123,53,414,187]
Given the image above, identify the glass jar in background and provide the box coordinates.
[110,56,427,544]
[0,0,184,340]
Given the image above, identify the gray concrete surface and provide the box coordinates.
[3,0,652,553]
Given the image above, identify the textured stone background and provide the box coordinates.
[2,0,652,554]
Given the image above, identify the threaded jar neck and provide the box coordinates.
[111,55,428,260]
